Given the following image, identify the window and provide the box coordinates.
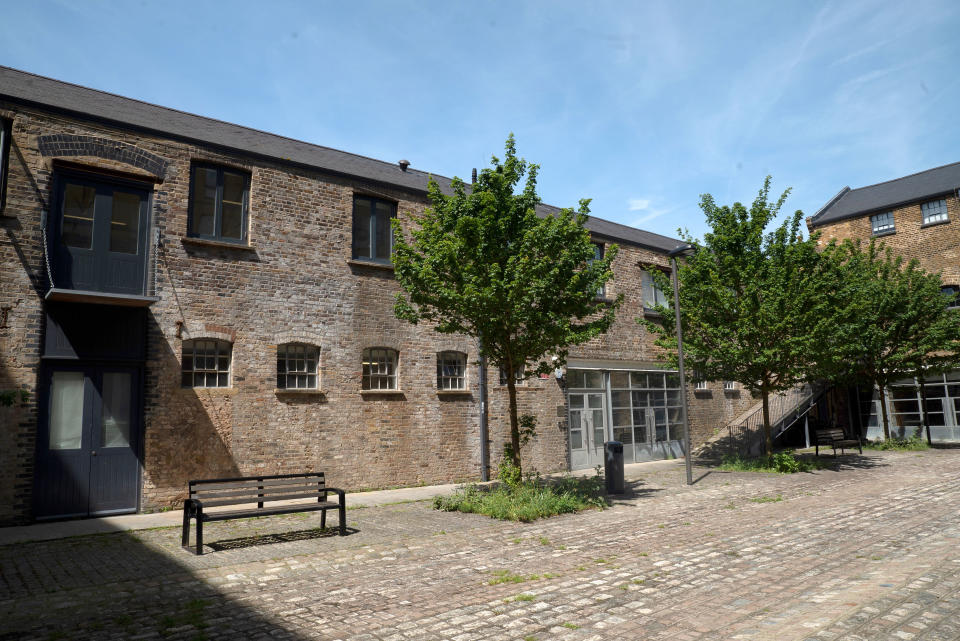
[499,365,525,386]
[0,118,11,213]
[277,343,319,389]
[437,351,467,390]
[871,211,895,235]
[362,348,398,390]
[590,242,606,297]
[353,195,397,262]
[181,339,232,388]
[641,270,669,309]
[723,381,736,391]
[942,285,960,309]
[694,372,707,391]
[189,163,249,243]
[922,199,949,225]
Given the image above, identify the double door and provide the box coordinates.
[569,392,607,470]
[34,365,141,518]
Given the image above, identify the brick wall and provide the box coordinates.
[0,100,755,522]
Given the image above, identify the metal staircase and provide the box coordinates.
[699,382,826,458]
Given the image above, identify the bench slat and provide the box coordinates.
[201,501,341,522]
[190,476,325,492]
[195,490,332,508]
[192,484,328,502]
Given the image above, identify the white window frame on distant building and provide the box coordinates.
[871,211,895,235]
[921,199,949,225]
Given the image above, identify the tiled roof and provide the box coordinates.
[0,66,682,253]
[810,162,960,227]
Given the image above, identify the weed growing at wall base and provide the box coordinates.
[433,475,608,522]
[718,451,825,473]
[863,437,929,451]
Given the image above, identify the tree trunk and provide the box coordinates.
[762,389,772,457]
[878,383,891,440]
[505,370,521,476]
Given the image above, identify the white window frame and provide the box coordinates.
[498,365,525,386]
[277,343,319,390]
[437,351,467,390]
[723,381,736,391]
[921,199,949,225]
[182,339,232,388]
[641,269,669,309]
[363,347,398,390]
[871,211,895,235]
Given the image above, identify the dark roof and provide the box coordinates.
[0,65,682,253]
[810,161,960,227]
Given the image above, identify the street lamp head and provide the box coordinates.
[667,243,696,258]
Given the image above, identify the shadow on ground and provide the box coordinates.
[206,525,359,552]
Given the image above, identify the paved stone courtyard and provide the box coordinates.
[1,449,959,641]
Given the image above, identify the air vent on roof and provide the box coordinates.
[398,159,410,172]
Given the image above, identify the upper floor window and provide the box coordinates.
[277,343,319,390]
[641,270,669,309]
[693,372,707,391]
[871,211,895,235]
[189,163,249,243]
[0,118,11,213]
[590,242,606,297]
[499,365,525,386]
[362,347,398,390]
[182,339,232,388]
[437,351,467,390]
[922,199,949,225]
[723,381,736,391]
[352,195,396,263]
[942,285,960,309]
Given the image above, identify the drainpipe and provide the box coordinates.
[473,167,489,481]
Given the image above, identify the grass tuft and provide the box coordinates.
[863,436,929,451]
[433,475,608,522]
[718,451,825,473]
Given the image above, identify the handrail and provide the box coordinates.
[723,383,825,456]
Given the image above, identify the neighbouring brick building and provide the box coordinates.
[808,162,960,442]
[0,66,754,525]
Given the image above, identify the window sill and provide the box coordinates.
[181,236,257,251]
[275,388,323,395]
[181,386,238,395]
[642,308,664,318]
[347,259,395,272]
[360,389,405,397]
[871,230,896,238]
[921,219,950,229]
[437,389,472,396]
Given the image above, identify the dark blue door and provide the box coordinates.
[35,365,141,518]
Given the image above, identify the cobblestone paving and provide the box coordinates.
[2,450,959,640]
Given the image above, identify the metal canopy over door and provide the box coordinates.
[51,174,150,295]
[34,365,141,518]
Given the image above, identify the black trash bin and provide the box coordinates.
[604,441,624,494]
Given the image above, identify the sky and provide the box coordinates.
[2,0,959,241]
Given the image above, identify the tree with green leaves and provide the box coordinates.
[828,239,960,440]
[643,177,835,456]
[392,136,622,476]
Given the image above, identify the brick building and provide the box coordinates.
[808,162,960,442]
[0,66,754,525]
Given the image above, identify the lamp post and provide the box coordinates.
[668,243,695,485]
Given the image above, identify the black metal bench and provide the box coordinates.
[815,428,862,457]
[181,472,345,555]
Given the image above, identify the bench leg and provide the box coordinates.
[196,516,203,555]
[321,509,327,531]
[181,506,191,548]
[339,503,346,536]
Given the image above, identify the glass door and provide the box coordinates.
[569,392,607,469]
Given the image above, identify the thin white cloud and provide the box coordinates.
[627,198,651,211]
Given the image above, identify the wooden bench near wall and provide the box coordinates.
[181,472,346,555]
[814,428,862,457]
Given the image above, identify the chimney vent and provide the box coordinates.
[471,168,477,184]
[398,159,410,172]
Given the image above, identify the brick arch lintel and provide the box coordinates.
[273,330,325,348]
[38,134,169,178]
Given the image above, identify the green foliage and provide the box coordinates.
[749,494,784,503]
[643,177,832,455]
[863,436,929,451]
[433,474,608,522]
[393,135,622,474]
[0,389,29,407]
[718,451,824,473]
[823,239,960,438]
